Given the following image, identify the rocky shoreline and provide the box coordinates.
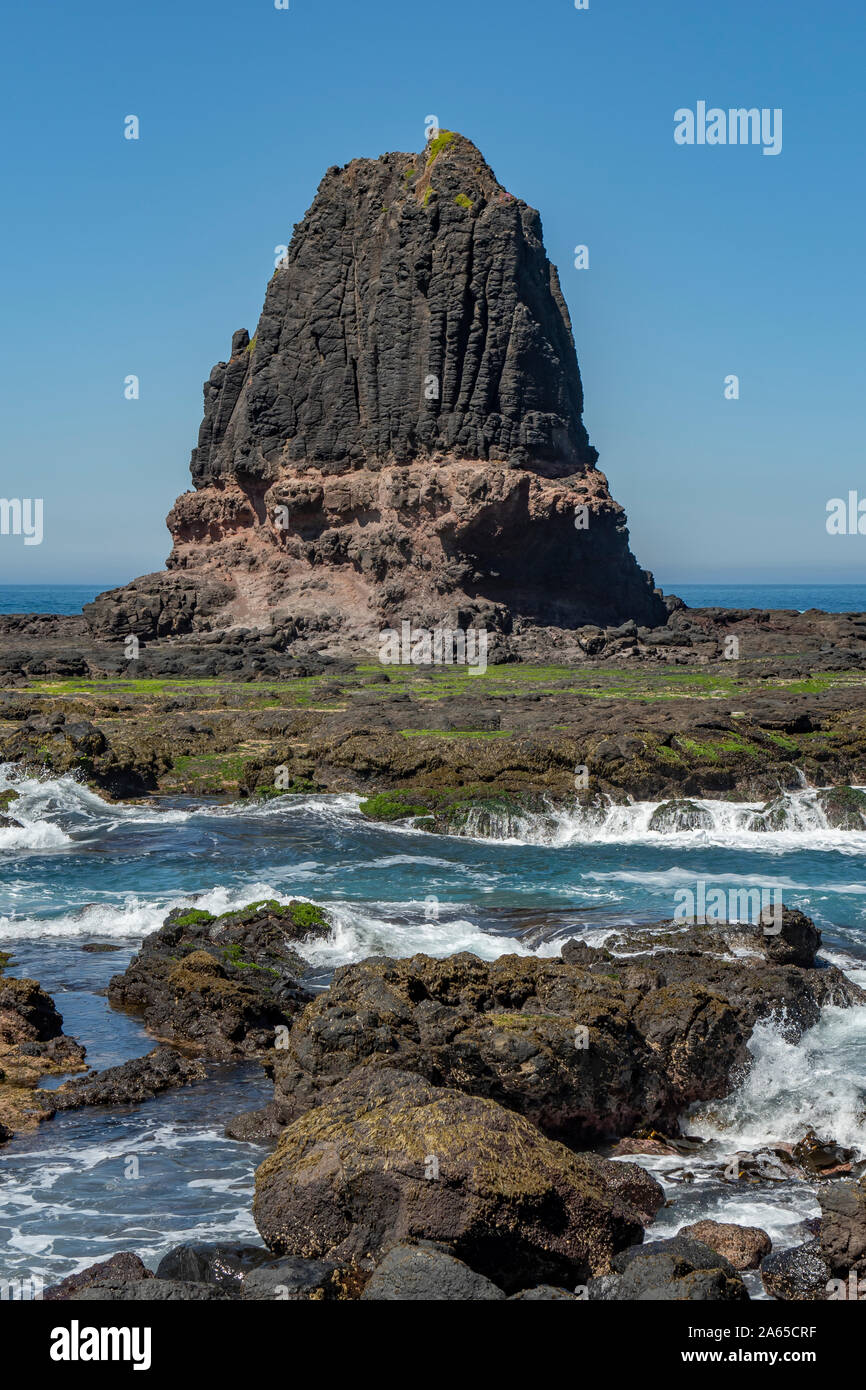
[3,609,866,813]
[3,898,864,1300]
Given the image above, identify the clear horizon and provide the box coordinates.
[0,0,862,587]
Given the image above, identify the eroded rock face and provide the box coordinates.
[84,133,665,650]
[233,912,862,1147]
[252,1066,649,1292]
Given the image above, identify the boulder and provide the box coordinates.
[44,1253,153,1301]
[241,1256,342,1301]
[760,1241,832,1301]
[590,1237,749,1301]
[155,1242,273,1290]
[360,1244,506,1301]
[49,1047,206,1110]
[678,1220,771,1271]
[68,1279,234,1301]
[818,1177,866,1277]
[253,1066,649,1293]
[107,900,323,1058]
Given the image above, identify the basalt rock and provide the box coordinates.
[760,1241,832,1301]
[234,911,862,1147]
[43,1253,153,1301]
[252,1065,648,1292]
[588,1237,749,1301]
[0,974,87,1141]
[678,1220,772,1271]
[48,1046,207,1111]
[83,133,665,653]
[818,1176,866,1277]
[359,1243,506,1301]
[107,900,325,1058]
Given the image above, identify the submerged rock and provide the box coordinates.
[252,1066,649,1293]
[648,799,713,833]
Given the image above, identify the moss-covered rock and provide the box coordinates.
[107,899,331,1058]
[817,785,866,829]
[358,791,429,822]
[253,1065,647,1292]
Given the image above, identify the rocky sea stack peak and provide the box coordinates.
[85,132,667,650]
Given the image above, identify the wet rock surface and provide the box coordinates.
[589,1237,750,1301]
[107,901,324,1058]
[0,965,87,1141]
[760,1241,833,1301]
[678,1220,772,1271]
[48,1046,207,1111]
[234,911,861,1148]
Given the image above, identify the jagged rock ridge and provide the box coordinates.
[85,132,667,650]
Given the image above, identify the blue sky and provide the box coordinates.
[0,0,863,586]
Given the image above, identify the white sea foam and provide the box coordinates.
[687,1007,866,1157]
[426,787,866,851]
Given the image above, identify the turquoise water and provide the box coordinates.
[1,768,865,1293]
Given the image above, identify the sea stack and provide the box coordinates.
[85,132,666,652]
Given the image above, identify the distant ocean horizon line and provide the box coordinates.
[2,580,866,617]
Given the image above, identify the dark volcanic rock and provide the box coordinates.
[252,1065,649,1293]
[760,1241,832,1301]
[107,900,324,1058]
[509,1284,581,1300]
[83,132,665,651]
[240,1256,341,1301]
[49,1047,207,1111]
[360,1243,506,1301]
[818,1177,866,1276]
[44,1252,153,1301]
[68,1279,234,1301]
[242,912,861,1147]
[588,1237,749,1301]
[156,1242,273,1290]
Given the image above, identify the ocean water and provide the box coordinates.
[1,765,865,1294]
[2,582,866,616]
[665,583,866,614]
[0,585,106,615]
